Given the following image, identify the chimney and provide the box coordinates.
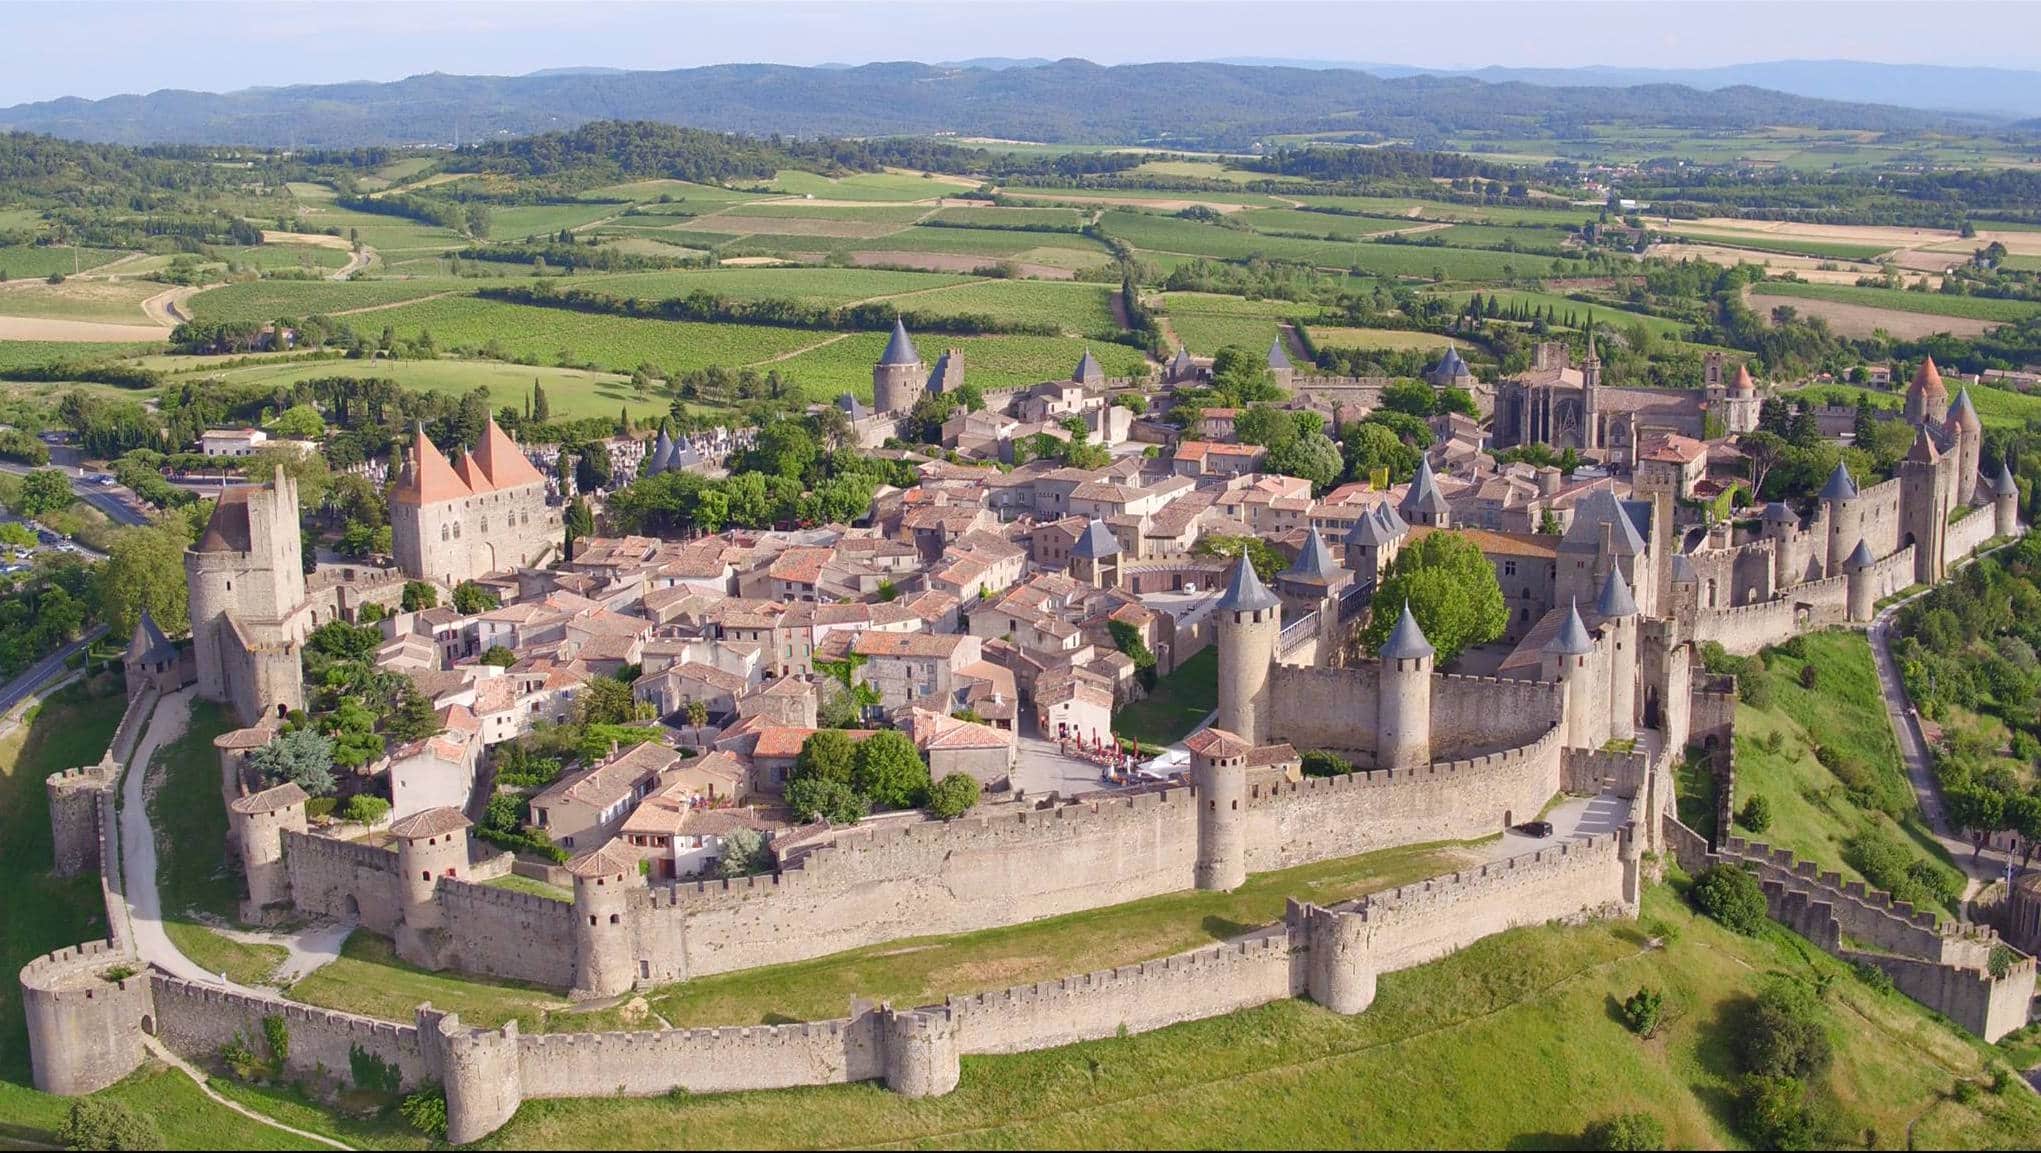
[1536,466,1562,496]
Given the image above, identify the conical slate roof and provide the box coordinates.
[880,318,920,367]
[1993,461,2019,497]
[1215,554,1280,614]
[1376,500,1408,537]
[1267,337,1291,371]
[1284,526,1339,582]
[1379,602,1435,661]
[1072,518,1120,560]
[129,609,177,665]
[1761,501,1796,524]
[1818,460,1857,502]
[1596,567,1637,618]
[1170,345,1192,371]
[1564,489,1644,556]
[1951,387,1982,432]
[1429,344,1467,380]
[1399,457,1451,518]
[645,427,675,476]
[1845,539,1877,570]
[1545,598,1596,657]
[1346,508,1391,548]
[1073,348,1102,382]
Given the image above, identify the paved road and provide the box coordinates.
[0,624,108,713]
[0,460,152,527]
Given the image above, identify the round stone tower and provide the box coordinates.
[881,1005,961,1097]
[20,940,151,1096]
[1214,557,1281,747]
[390,808,472,934]
[568,841,641,1000]
[1844,539,1878,623]
[432,1013,525,1146]
[1292,901,1376,1015]
[1818,460,1861,577]
[1543,599,1598,749]
[1950,387,1983,506]
[183,542,237,701]
[872,318,924,415]
[1992,461,2021,539]
[1187,727,1250,892]
[1596,568,1639,743]
[1375,602,1434,770]
[228,781,308,919]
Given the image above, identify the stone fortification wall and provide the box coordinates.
[1840,949,2035,1043]
[1945,505,1999,565]
[667,790,1199,978]
[946,936,1296,1054]
[1268,665,1377,757]
[513,1012,887,1100]
[436,878,577,987]
[1432,674,1566,757]
[1562,747,1651,798]
[1241,725,1563,872]
[284,830,401,933]
[1849,476,1907,561]
[46,687,159,878]
[151,975,432,1085]
[1865,545,1918,602]
[1691,576,1846,655]
[1719,836,1992,965]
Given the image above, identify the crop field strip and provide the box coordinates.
[1753,279,2041,323]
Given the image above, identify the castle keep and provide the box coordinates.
[391,418,558,588]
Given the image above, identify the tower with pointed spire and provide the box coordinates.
[1068,518,1122,590]
[1949,387,1983,505]
[1266,336,1294,389]
[1214,554,1281,746]
[1899,423,1954,585]
[1844,539,1878,623]
[390,418,556,588]
[1819,459,1861,578]
[1376,603,1434,769]
[1399,458,1452,528]
[1993,461,2021,539]
[1905,356,1949,426]
[1542,598,1600,749]
[1594,568,1638,742]
[873,318,925,415]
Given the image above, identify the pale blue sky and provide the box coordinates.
[1,0,2035,107]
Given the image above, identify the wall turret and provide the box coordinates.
[1375,602,1434,769]
[881,1005,961,1097]
[390,808,471,935]
[1400,457,1452,528]
[873,319,925,415]
[1187,727,1250,892]
[1950,388,1983,505]
[1214,557,1281,746]
[1289,900,1376,1014]
[429,1011,525,1146]
[1596,568,1639,743]
[1904,356,1949,426]
[1993,462,2021,539]
[1543,599,1598,748]
[1844,539,1878,623]
[229,781,307,920]
[1819,460,1861,577]
[568,840,642,999]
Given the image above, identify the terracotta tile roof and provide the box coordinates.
[1184,728,1251,759]
[228,781,307,815]
[387,807,471,839]
[1406,524,1558,559]
[769,547,835,585]
[476,417,546,489]
[453,450,494,494]
[564,839,639,879]
[751,726,880,759]
[392,426,470,506]
[194,488,255,553]
[854,631,970,659]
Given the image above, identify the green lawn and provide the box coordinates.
[1112,644,1221,746]
[765,170,962,202]
[470,885,2041,1150]
[152,356,671,423]
[286,931,570,1032]
[486,874,572,902]
[1728,631,1964,917]
[148,699,289,983]
[649,838,1473,1029]
[1789,380,2041,431]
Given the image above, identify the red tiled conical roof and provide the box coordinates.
[475,418,545,490]
[392,426,470,506]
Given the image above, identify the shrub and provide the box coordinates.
[350,1043,403,1095]
[400,1085,449,1139]
[785,775,869,825]
[1735,977,1833,1081]
[1736,794,1773,833]
[1691,864,1768,935]
[925,772,982,819]
[715,826,768,878]
[262,1014,290,1064]
[1953,1077,1980,1104]
[57,1099,163,1151]
[1739,669,1775,710]
[1799,663,1819,689]
[1762,730,1785,754]
[1301,749,1353,778]
[343,794,390,824]
[1737,1074,1819,1150]
[1581,1112,1667,1151]
[1620,987,1664,1037]
[219,1034,263,1080]
[1850,959,1894,993]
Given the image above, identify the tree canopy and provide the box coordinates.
[1358,530,1506,665]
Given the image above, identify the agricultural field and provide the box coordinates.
[1288,194,1598,228]
[1752,280,2041,324]
[153,356,671,423]
[1434,288,1693,339]
[0,339,158,371]
[576,179,765,207]
[1101,209,1374,265]
[894,279,1118,334]
[766,170,970,202]
[1663,228,1896,262]
[489,201,635,238]
[715,202,934,224]
[1232,207,1422,240]
[1790,380,2041,431]
[673,214,911,241]
[1158,292,1317,354]
[0,278,165,324]
[925,205,1086,230]
[557,267,975,308]
[721,224,1099,262]
[1305,326,1457,352]
[183,277,471,323]
[331,295,831,375]
[761,329,1146,401]
[0,245,131,280]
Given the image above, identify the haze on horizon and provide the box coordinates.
[3,0,2040,109]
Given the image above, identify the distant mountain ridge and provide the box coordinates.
[1209,57,2041,119]
[0,58,1990,149]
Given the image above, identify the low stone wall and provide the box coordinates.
[1691,576,1847,655]
[1561,747,1650,799]
[437,878,577,988]
[283,830,401,934]
[1841,949,2035,1043]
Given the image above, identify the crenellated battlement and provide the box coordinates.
[283,829,397,872]
[1246,723,1562,805]
[1355,831,1624,920]
[151,974,419,1043]
[439,876,572,915]
[19,940,135,993]
[942,935,1291,1017]
[523,1016,859,1053]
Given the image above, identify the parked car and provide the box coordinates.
[1513,820,1554,838]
